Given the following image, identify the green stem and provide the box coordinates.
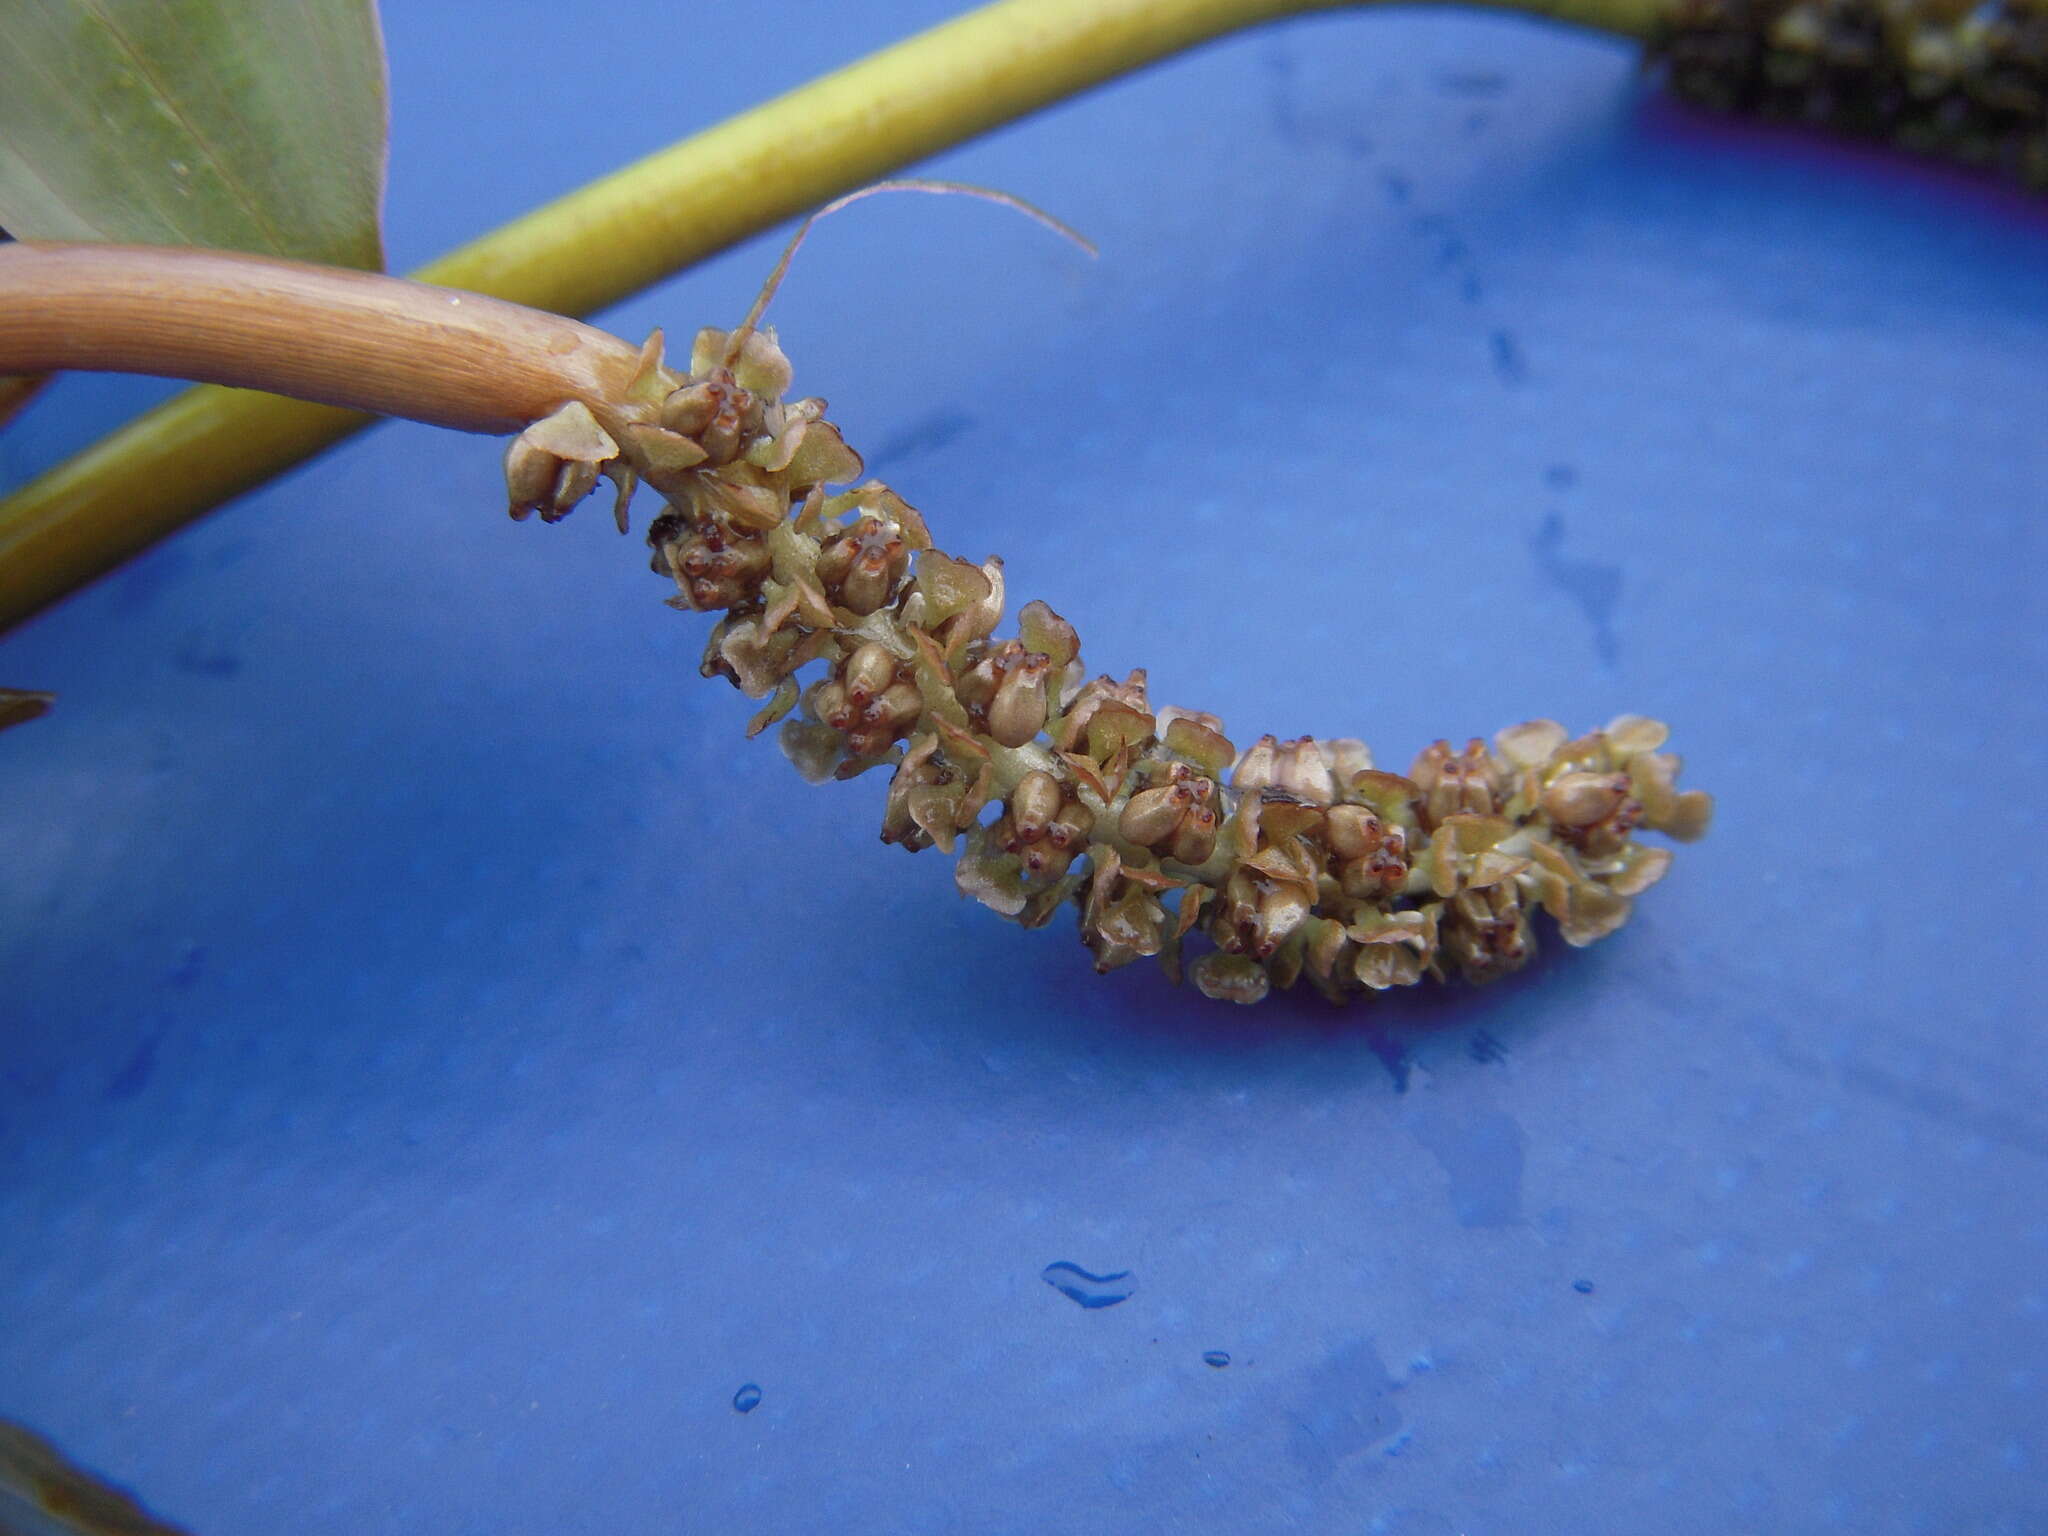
[0,0,1658,633]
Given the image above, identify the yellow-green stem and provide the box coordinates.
[0,0,1657,633]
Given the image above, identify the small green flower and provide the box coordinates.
[1117,762,1221,866]
[816,516,911,615]
[504,400,618,523]
[956,824,1032,918]
[1081,847,1171,972]
[1410,738,1504,825]
[1190,952,1271,1005]
[988,770,1095,881]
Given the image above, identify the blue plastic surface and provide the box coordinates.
[4,3,2046,1532]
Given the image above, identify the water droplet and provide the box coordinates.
[732,1383,762,1413]
[1203,1350,1231,1369]
[1573,1279,1595,1295]
[1040,1261,1135,1309]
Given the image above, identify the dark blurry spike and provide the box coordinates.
[1652,0,2048,186]
[0,1417,193,1535]
[0,688,55,734]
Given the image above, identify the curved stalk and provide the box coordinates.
[0,0,1658,632]
[0,244,645,434]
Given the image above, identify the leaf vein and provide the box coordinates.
[72,0,297,254]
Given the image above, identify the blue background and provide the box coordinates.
[4,3,2046,1531]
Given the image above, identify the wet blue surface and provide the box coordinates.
[3,2,2047,1532]
[1042,1262,1139,1310]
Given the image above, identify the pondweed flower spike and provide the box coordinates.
[494,188,1713,1007]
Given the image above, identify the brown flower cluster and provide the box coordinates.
[505,325,1713,1006]
[1654,0,2048,186]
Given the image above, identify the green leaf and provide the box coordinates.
[0,0,388,269]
